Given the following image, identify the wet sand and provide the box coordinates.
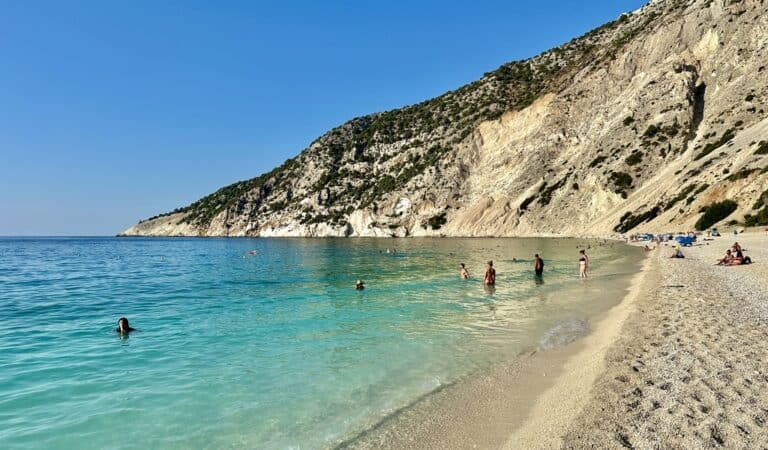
[337,346,574,450]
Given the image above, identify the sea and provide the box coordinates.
[0,237,642,449]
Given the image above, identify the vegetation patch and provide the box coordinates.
[664,184,697,211]
[695,200,738,230]
[613,205,661,233]
[643,124,661,139]
[625,150,643,166]
[754,140,768,155]
[744,207,768,227]
[589,155,608,168]
[140,207,188,224]
[427,213,447,230]
[268,200,286,212]
[754,188,768,210]
[726,168,761,182]
[538,177,568,206]
[519,194,537,212]
[745,188,768,227]
[694,128,736,160]
[693,184,709,196]
[609,171,633,197]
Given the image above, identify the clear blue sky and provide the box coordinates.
[0,0,647,235]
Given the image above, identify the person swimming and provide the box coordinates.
[459,263,470,279]
[115,317,136,334]
[355,280,365,290]
[484,260,496,286]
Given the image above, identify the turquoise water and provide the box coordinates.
[0,237,642,449]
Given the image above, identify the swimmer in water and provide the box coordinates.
[484,260,496,286]
[115,317,136,334]
[355,280,365,290]
[459,263,470,279]
[533,254,544,277]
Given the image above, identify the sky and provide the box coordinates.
[0,0,648,235]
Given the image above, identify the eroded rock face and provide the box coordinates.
[121,0,768,238]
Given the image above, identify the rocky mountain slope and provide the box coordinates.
[122,0,768,238]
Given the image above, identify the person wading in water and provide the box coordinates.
[484,260,496,286]
[578,249,589,278]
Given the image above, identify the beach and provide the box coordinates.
[3,235,765,448]
[343,232,768,449]
[510,232,768,449]
[559,232,768,448]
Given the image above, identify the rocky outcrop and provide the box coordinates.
[121,0,768,238]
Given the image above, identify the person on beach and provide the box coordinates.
[484,261,496,286]
[459,263,470,279]
[578,250,589,278]
[115,317,136,334]
[534,254,544,277]
[670,246,685,258]
[723,244,752,265]
[355,280,365,290]
[716,249,733,265]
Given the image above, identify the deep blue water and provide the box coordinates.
[0,237,641,449]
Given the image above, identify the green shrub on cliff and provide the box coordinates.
[695,200,738,230]
[744,208,768,227]
[694,128,736,160]
[427,213,447,230]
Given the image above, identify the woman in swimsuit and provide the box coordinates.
[578,250,589,278]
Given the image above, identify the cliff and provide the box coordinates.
[122,0,768,237]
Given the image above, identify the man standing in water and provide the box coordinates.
[484,261,496,286]
[534,254,544,277]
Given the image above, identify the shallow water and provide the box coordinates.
[0,237,642,449]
